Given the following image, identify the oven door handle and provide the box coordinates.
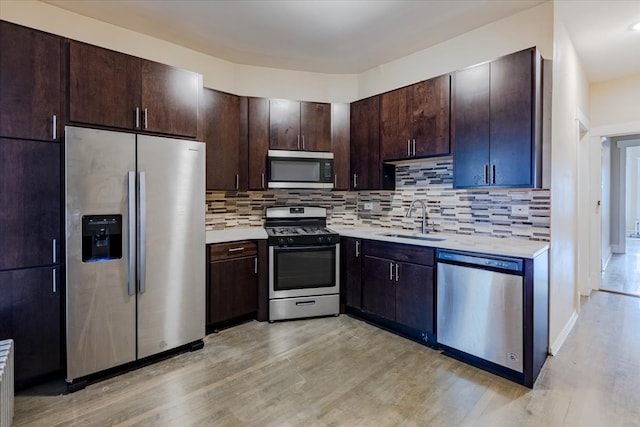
[272,244,337,252]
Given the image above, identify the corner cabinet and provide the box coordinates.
[269,99,331,152]
[452,47,542,188]
[248,97,270,190]
[340,237,362,310]
[0,21,63,142]
[68,41,200,138]
[331,103,350,190]
[207,241,258,330]
[380,74,450,161]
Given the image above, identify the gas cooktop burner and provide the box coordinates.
[264,206,339,246]
[267,226,333,236]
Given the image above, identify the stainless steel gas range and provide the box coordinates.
[265,206,340,321]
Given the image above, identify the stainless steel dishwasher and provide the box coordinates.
[436,249,524,373]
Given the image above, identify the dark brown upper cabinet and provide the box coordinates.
[201,88,246,190]
[350,96,381,190]
[452,48,542,189]
[380,74,450,161]
[0,21,63,142]
[248,97,270,190]
[269,99,331,151]
[331,103,350,190]
[68,41,200,138]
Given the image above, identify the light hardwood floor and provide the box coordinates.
[601,238,640,297]
[14,289,640,427]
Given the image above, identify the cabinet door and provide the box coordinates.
[0,139,60,270]
[208,256,257,325]
[350,96,380,190]
[0,266,61,386]
[0,22,62,142]
[380,86,412,160]
[69,41,141,130]
[269,99,301,150]
[202,88,241,190]
[331,103,350,190]
[412,75,450,157]
[395,263,434,333]
[362,255,395,320]
[300,101,331,151]
[490,49,534,187]
[452,63,490,188]
[248,97,269,190]
[341,238,362,309]
[141,60,200,138]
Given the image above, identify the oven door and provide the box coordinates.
[269,244,340,299]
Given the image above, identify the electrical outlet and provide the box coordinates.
[511,205,529,216]
[363,202,373,211]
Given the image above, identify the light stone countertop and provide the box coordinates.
[206,228,268,244]
[205,225,549,259]
[329,226,549,259]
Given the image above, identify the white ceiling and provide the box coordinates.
[43,0,640,82]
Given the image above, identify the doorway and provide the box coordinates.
[600,136,640,297]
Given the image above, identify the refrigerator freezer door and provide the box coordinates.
[65,126,137,381]
[136,135,206,358]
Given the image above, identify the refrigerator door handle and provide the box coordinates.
[138,171,147,294]
[127,171,136,296]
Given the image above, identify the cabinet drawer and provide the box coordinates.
[363,240,434,266]
[209,240,257,261]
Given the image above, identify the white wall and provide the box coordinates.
[548,9,590,354]
[626,146,640,234]
[591,75,640,129]
[356,2,553,98]
[0,0,358,103]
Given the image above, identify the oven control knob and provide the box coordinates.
[317,236,325,244]
[278,238,286,246]
[287,237,295,245]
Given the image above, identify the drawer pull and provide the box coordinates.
[228,247,245,253]
[296,300,316,306]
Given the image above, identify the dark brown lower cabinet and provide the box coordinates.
[360,240,435,336]
[340,237,362,310]
[0,266,61,388]
[207,241,258,329]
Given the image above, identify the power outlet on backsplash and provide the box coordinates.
[363,203,374,211]
[511,205,530,216]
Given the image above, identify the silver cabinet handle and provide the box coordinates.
[302,135,305,150]
[334,174,337,186]
[484,164,489,184]
[395,263,399,282]
[297,135,301,150]
[52,268,57,293]
[236,174,239,190]
[412,139,416,156]
[138,171,147,294]
[353,174,358,189]
[389,263,394,280]
[228,247,245,253]
[52,115,57,140]
[407,140,411,156]
[144,108,148,129]
[261,173,265,189]
[135,107,140,129]
[355,240,360,258]
[127,171,136,296]
[254,257,258,274]
[492,164,496,184]
[52,238,57,263]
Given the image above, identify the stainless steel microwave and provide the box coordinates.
[267,150,334,189]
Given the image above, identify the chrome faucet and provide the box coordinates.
[406,200,429,234]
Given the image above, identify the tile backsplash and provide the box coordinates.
[206,159,550,242]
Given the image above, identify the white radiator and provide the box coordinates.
[0,339,14,427]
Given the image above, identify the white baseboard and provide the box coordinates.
[549,310,578,356]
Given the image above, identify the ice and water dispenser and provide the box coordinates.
[82,215,122,262]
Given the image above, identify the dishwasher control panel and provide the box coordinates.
[436,250,523,274]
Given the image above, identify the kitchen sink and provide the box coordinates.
[379,233,445,242]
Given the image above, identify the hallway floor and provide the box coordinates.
[601,237,640,297]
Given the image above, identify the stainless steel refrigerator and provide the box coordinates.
[64,126,205,384]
